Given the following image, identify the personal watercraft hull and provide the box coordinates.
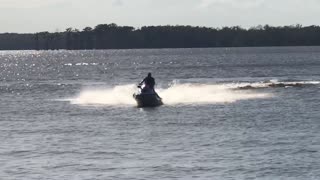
[133,93,163,107]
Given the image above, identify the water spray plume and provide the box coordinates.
[70,83,272,106]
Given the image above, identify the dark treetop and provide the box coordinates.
[1,23,320,50]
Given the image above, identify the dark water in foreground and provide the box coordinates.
[0,47,319,179]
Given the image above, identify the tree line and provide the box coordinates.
[1,23,320,50]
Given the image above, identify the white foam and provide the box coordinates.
[159,83,270,105]
[69,83,272,106]
[70,84,136,106]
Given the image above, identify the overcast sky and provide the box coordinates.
[0,0,320,33]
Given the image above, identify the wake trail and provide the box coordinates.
[158,84,270,104]
[69,83,272,106]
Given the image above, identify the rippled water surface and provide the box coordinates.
[0,47,320,179]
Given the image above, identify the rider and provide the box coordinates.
[139,73,161,98]
[139,72,155,92]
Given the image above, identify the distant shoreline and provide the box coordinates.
[1,46,320,52]
[1,23,320,50]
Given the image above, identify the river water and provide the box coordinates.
[0,47,319,179]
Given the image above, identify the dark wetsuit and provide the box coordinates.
[140,75,160,98]
[143,76,155,89]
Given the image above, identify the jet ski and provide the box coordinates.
[133,85,163,107]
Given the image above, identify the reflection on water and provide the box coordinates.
[0,47,320,179]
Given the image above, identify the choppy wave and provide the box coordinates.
[234,80,320,90]
[69,83,272,106]
[0,83,73,94]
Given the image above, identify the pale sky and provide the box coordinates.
[0,0,320,33]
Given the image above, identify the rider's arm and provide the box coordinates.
[139,78,146,85]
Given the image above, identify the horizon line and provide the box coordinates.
[1,23,319,34]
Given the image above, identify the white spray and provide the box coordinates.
[69,83,272,106]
